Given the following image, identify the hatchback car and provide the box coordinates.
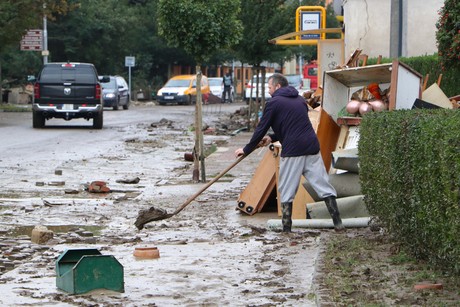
[156,75,210,105]
[208,77,234,102]
[244,72,274,103]
[101,76,130,110]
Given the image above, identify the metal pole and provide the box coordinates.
[43,4,48,64]
[298,0,303,78]
[128,66,132,101]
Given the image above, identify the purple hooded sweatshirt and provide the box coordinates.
[243,86,320,157]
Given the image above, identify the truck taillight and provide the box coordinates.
[95,83,101,99]
[34,83,40,99]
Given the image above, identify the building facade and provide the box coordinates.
[342,0,443,58]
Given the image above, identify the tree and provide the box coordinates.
[235,0,294,129]
[436,0,460,70]
[0,1,73,94]
[157,0,243,182]
[0,0,73,53]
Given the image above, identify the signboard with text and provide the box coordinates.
[300,12,321,39]
[20,29,43,51]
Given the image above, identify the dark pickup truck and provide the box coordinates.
[32,62,108,129]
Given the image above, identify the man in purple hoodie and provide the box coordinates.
[235,73,344,232]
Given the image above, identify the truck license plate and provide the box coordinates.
[63,104,74,110]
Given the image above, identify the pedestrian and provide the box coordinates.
[222,72,233,103]
[234,73,345,233]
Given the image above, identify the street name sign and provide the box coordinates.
[20,29,43,51]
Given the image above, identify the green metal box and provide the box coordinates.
[56,248,124,294]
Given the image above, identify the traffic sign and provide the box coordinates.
[20,29,43,51]
[125,56,135,67]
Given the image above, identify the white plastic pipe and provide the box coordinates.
[307,195,370,219]
[267,217,371,229]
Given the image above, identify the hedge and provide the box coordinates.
[358,109,460,275]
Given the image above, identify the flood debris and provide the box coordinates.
[64,189,79,194]
[135,206,172,230]
[116,176,140,184]
[30,225,53,244]
[86,181,110,193]
[43,200,72,206]
[150,118,173,128]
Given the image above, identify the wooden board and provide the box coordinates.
[317,108,341,172]
[274,176,311,220]
[236,149,279,215]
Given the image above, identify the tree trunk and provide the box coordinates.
[193,65,206,183]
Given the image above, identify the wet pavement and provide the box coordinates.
[0,102,320,306]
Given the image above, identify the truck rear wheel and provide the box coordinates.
[93,111,103,129]
[32,111,45,128]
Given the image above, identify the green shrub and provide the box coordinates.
[359,109,460,275]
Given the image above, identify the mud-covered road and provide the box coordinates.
[0,102,320,306]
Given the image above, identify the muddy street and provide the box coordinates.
[0,103,320,306]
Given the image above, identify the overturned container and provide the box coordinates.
[56,248,124,294]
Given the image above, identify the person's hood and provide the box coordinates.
[272,86,299,98]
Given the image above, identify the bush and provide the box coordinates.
[359,109,460,275]
[436,0,460,71]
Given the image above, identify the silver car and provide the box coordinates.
[101,76,130,110]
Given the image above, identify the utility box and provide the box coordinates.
[322,60,422,122]
[56,248,124,294]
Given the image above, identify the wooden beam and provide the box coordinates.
[437,74,443,86]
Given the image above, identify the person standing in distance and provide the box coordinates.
[222,72,233,103]
[235,73,344,232]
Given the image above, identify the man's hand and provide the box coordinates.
[234,148,245,157]
[257,135,272,148]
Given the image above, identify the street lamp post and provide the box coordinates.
[43,3,48,64]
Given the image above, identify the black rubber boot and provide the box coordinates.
[281,202,293,232]
[324,196,345,232]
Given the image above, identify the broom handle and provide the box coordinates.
[171,154,247,215]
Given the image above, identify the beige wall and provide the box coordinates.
[342,0,443,58]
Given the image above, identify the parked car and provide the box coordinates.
[156,74,210,105]
[32,62,108,129]
[285,74,303,90]
[208,77,234,102]
[302,63,318,90]
[285,74,312,97]
[244,72,274,103]
[101,76,130,110]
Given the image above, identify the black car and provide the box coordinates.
[32,62,108,129]
[101,76,130,110]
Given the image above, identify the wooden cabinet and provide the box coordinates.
[322,60,422,122]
